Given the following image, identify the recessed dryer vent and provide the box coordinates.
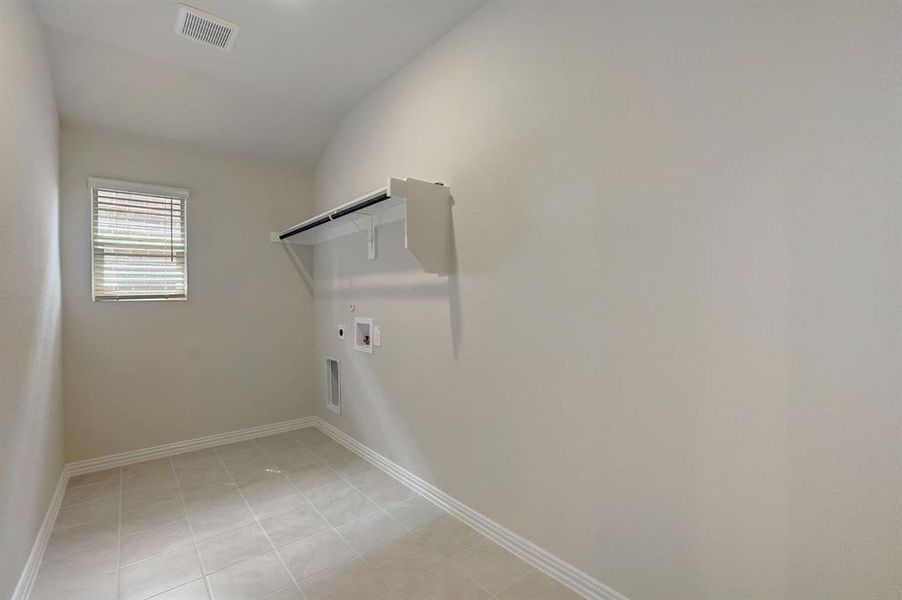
[325,357,340,415]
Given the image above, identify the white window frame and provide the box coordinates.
[89,177,190,302]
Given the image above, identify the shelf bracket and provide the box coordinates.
[348,213,376,260]
[366,215,375,260]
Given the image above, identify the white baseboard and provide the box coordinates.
[11,469,68,600]
[15,415,625,600]
[313,417,629,600]
[67,416,315,475]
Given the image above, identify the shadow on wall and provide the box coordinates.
[448,213,462,357]
[338,339,439,482]
[303,213,463,357]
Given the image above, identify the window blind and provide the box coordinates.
[91,181,188,301]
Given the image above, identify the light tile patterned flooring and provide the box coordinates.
[32,427,582,600]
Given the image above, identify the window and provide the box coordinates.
[90,177,188,301]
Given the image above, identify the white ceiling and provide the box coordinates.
[34,0,483,166]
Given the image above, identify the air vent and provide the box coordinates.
[175,4,240,51]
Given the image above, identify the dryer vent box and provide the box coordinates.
[325,357,340,415]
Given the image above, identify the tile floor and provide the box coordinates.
[32,427,582,600]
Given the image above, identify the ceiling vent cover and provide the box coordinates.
[175,4,240,51]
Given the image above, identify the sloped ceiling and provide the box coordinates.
[35,0,483,165]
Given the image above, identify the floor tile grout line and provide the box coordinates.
[262,436,382,594]
[303,430,499,598]
[117,465,194,552]
[213,439,310,599]
[44,429,512,600]
[147,443,321,572]
[50,508,121,535]
[334,466,411,518]
[285,492,370,591]
[120,475,191,542]
[40,432,339,596]
[61,475,121,493]
[444,534,522,599]
[118,517,188,550]
[283,434,405,593]
[447,520,542,599]
[310,446,402,523]
[169,455,217,600]
[293,435,441,595]
[52,449,406,543]
[309,439,448,533]
[121,477,182,500]
[317,445,442,538]
[57,488,121,510]
[66,470,121,491]
[54,441,396,536]
[119,454,446,592]
[127,431,502,599]
[491,565,541,599]
[307,426,562,599]
[312,439,469,537]
[167,452,291,578]
[48,427,544,600]
[294,436,400,527]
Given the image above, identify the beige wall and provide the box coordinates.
[311,2,902,599]
[60,125,314,461]
[0,2,65,597]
